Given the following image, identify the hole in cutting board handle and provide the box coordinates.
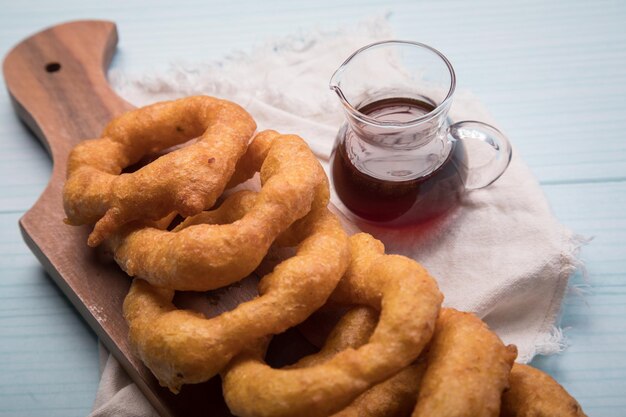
[45,62,61,72]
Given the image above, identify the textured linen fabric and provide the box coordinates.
[90,345,158,417]
[89,17,582,416]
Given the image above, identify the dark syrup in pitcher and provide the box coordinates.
[331,98,469,225]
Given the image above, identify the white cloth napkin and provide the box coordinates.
[89,17,583,417]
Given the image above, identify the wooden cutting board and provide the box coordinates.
[2,20,321,417]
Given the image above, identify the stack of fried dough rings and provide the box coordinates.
[63,96,587,417]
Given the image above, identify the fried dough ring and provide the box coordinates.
[333,364,425,417]
[290,307,379,369]
[500,363,587,417]
[108,130,329,291]
[297,307,426,417]
[123,196,350,393]
[222,233,443,417]
[411,308,517,417]
[63,96,257,247]
[291,308,516,417]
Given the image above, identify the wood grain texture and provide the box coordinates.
[2,20,261,417]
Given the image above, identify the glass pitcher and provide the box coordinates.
[329,40,512,225]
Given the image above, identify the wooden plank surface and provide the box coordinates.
[1,1,625,416]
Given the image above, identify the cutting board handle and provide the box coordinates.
[3,19,133,164]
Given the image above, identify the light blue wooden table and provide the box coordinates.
[1,1,624,416]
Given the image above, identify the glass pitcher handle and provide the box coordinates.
[448,121,512,190]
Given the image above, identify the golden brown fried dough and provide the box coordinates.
[225,128,275,188]
[109,131,330,291]
[332,309,516,417]
[500,363,587,417]
[63,96,256,246]
[291,306,425,417]
[291,306,379,368]
[292,306,425,417]
[123,204,349,392]
[222,233,442,417]
[332,361,426,417]
[411,308,517,417]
